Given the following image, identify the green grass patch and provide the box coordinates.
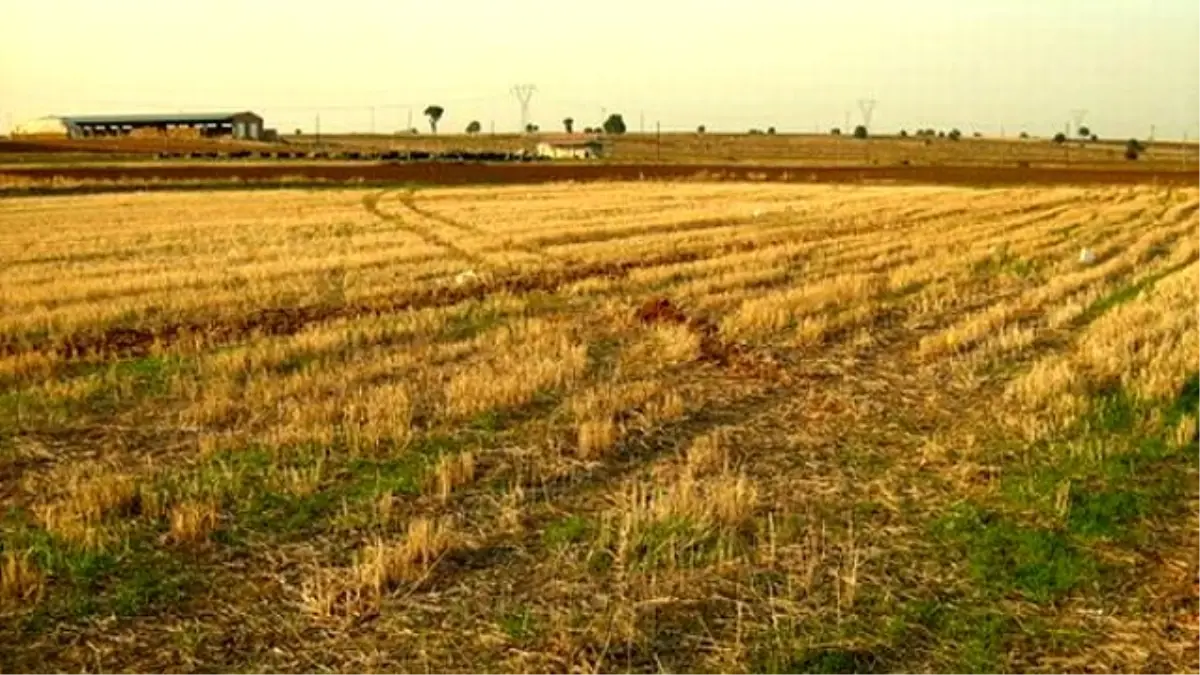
[1075,261,1193,327]
[972,247,1040,280]
[497,605,538,642]
[1,517,202,630]
[1066,487,1147,538]
[783,648,885,674]
[1170,372,1199,421]
[441,307,506,343]
[934,505,1099,603]
[585,336,622,378]
[0,354,189,432]
[595,515,753,572]
[541,515,593,549]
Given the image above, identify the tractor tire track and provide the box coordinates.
[395,189,554,262]
[361,190,484,266]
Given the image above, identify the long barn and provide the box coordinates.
[13,111,264,140]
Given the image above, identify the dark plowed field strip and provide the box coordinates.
[0,244,776,361]
[2,162,1196,190]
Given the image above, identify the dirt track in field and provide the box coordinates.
[1,161,1196,188]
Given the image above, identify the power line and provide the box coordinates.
[857,98,877,130]
[511,84,536,132]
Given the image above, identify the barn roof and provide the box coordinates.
[60,112,261,125]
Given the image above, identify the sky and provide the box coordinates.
[2,0,1197,138]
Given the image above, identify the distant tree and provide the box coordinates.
[602,113,627,135]
[423,105,444,134]
[830,127,842,136]
[408,128,420,135]
[563,117,574,134]
[947,128,962,141]
[972,131,982,138]
[899,129,908,137]
[1077,125,1091,138]
[767,126,776,135]
[294,128,302,136]
[1089,133,1098,142]
[525,123,540,133]
[1125,138,1141,160]
[748,128,764,135]
[697,124,706,134]
[1019,131,1030,139]
[853,125,868,139]
[1052,132,1067,144]
[937,130,946,138]
[466,120,482,134]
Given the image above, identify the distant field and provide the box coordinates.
[0,183,1196,672]
[3,132,1198,171]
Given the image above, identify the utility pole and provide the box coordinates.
[489,120,495,136]
[655,121,661,161]
[511,84,536,133]
[639,111,645,134]
[369,106,376,135]
[1149,124,1156,142]
[315,113,321,146]
[407,108,413,132]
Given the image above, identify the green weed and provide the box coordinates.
[934,505,1099,603]
[541,515,593,549]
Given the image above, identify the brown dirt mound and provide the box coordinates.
[635,297,733,364]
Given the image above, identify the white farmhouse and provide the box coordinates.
[535,137,603,160]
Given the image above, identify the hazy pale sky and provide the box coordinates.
[3,0,1197,138]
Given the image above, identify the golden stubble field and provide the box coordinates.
[0,181,1197,672]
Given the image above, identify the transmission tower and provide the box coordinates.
[857,98,877,131]
[511,84,536,132]
[1069,109,1088,137]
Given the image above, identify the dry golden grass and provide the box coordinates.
[302,517,454,618]
[428,452,476,500]
[576,417,618,459]
[606,470,759,571]
[168,500,220,545]
[0,551,44,607]
[2,181,1197,673]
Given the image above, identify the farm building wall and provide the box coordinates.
[12,116,72,138]
[536,142,602,159]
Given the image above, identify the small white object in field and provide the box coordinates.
[454,269,480,285]
[752,208,764,218]
[1078,248,1096,265]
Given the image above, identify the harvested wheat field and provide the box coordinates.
[0,181,1196,672]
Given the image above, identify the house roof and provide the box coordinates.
[60,112,261,125]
